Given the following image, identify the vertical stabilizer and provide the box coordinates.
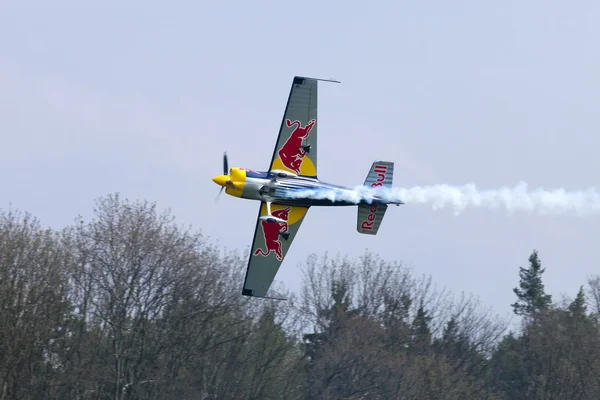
[363,161,394,188]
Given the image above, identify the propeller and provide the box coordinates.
[216,152,229,203]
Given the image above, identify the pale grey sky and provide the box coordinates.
[2,1,599,319]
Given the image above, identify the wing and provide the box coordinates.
[268,76,319,178]
[242,202,309,298]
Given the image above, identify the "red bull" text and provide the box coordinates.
[361,164,388,230]
[278,119,315,174]
[253,207,291,261]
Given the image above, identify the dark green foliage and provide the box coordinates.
[488,332,529,399]
[511,250,553,316]
[568,286,587,318]
[411,301,432,354]
[491,262,600,399]
[1,196,600,399]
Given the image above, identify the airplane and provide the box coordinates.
[212,76,404,299]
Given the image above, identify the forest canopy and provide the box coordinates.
[1,193,599,400]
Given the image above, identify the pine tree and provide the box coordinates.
[569,286,587,316]
[568,286,587,320]
[303,278,356,360]
[411,300,432,353]
[511,250,552,316]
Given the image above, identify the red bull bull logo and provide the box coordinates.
[278,119,315,174]
[253,206,291,261]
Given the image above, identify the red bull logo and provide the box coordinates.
[253,206,291,261]
[361,164,388,230]
[278,119,315,174]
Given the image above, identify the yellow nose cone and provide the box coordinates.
[212,175,228,187]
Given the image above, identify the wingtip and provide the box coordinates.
[294,75,341,84]
[242,288,287,301]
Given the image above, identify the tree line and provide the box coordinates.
[1,194,599,399]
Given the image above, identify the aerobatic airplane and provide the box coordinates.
[212,76,404,299]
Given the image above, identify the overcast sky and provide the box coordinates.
[2,1,599,321]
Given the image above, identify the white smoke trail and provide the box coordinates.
[282,182,600,216]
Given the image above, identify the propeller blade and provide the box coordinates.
[215,186,224,203]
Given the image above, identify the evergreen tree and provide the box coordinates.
[488,332,528,398]
[511,250,552,316]
[437,317,469,359]
[568,285,587,319]
[303,278,356,360]
[411,300,432,353]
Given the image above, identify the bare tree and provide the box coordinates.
[296,250,507,400]
[66,194,218,399]
[0,209,71,399]
[587,275,600,320]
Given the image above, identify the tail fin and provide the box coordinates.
[357,161,394,235]
[362,161,394,188]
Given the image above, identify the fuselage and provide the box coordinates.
[212,167,403,207]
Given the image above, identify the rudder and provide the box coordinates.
[363,161,393,188]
